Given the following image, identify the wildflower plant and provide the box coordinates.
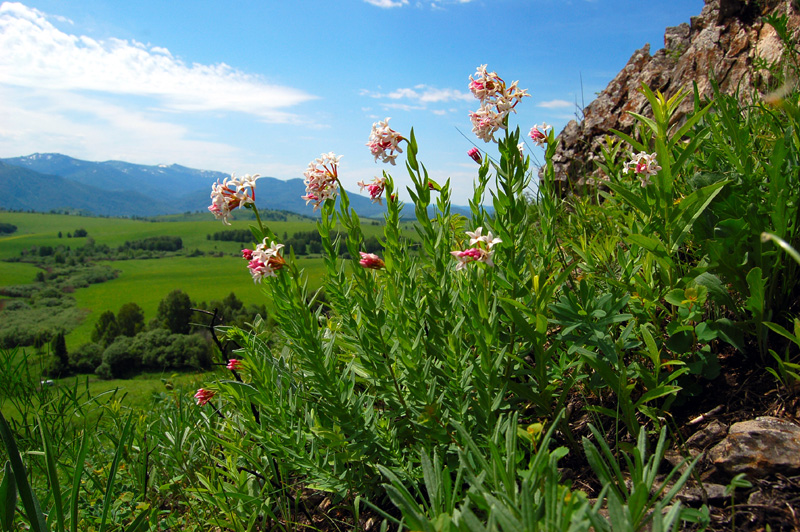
[187,64,733,530]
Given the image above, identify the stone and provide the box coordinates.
[707,416,800,479]
[686,419,729,450]
[542,0,800,189]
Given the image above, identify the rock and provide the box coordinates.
[686,419,729,450]
[707,416,800,478]
[542,0,800,189]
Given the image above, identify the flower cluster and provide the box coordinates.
[303,153,341,210]
[226,359,243,371]
[469,65,530,142]
[529,123,551,147]
[194,388,215,406]
[242,239,286,283]
[208,174,259,225]
[451,226,502,270]
[622,151,661,186]
[357,175,386,204]
[366,118,404,165]
[359,252,385,270]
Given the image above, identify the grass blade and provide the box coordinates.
[98,413,134,532]
[0,411,49,532]
[38,418,64,532]
[0,461,17,532]
[69,430,90,532]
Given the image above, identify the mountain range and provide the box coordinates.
[0,153,453,218]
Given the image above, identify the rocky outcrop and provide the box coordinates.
[544,0,800,188]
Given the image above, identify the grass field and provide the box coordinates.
[0,261,39,286]
[0,211,390,260]
[66,255,328,348]
[0,211,398,350]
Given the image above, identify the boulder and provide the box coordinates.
[707,416,800,478]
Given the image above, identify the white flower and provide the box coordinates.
[465,227,502,248]
[366,118,404,165]
[622,151,661,186]
[208,173,259,225]
[303,153,341,210]
[247,239,286,282]
[468,65,530,143]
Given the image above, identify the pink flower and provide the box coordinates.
[226,359,243,371]
[194,388,215,406]
[366,118,404,165]
[452,226,500,270]
[450,247,494,270]
[468,147,482,164]
[622,151,661,186]
[529,123,551,147]
[242,249,253,260]
[246,239,286,283]
[208,174,260,225]
[303,153,341,210]
[357,176,386,204]
[359,252,385,270]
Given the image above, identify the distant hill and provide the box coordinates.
[0,153,473,219]
[2,153,226,197]
[0,161,178,216]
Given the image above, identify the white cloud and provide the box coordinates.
[537,99,574,109]
[0,85,242,167]
[362,84,471,112]
[0,2,317,122]
[364,0,409,7]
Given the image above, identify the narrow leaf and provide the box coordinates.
[0,412,49,532]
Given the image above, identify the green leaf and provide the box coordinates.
[610,128,647,154]
[0,412,49,532]
[38,419,64,532]
[668,180,728,252]
[69,430,90,532]
[664,289,685,307]
[745,267,765,319]
[627,233,676,270]
[123,511,150,532]
[605,182,651,218]
[695,322,718,342]
[0,461,16,532]
[99,413,134,532]
[764,321,800,346]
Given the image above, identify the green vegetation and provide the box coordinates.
[2,31,799,531]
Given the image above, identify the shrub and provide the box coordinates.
[69,342,104,374]
[98,336,140,379]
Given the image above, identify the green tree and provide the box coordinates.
[49,330,69,377]
[157,289,193,334]
[117,302,145,337]
[92,310,120,347]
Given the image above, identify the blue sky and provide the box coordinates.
[0,0,704,205]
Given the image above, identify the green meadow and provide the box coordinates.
[0,261,39,286]
[0,210,392,350]
[66,255,328,347]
